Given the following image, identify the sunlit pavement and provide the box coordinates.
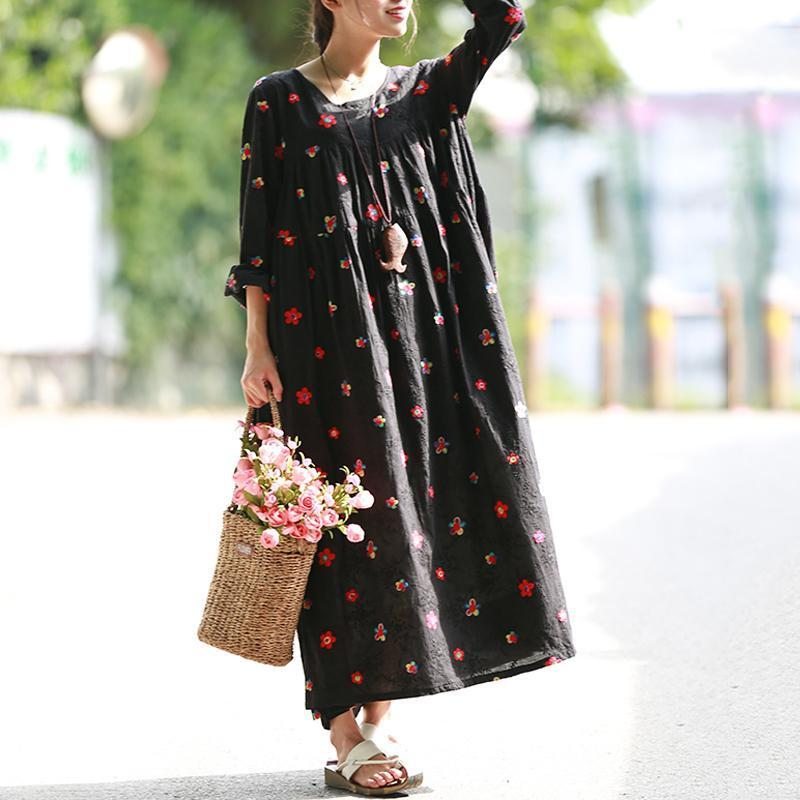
[0,408,797,800]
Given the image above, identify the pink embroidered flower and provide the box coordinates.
[424,611,439,630]
[532,529,546,544]
[557,608,569,623]
[410,404,424,419]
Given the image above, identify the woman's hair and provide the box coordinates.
[309,0,418,54]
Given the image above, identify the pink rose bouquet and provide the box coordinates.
[229,419,374,550]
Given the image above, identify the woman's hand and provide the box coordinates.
[241,344,283,407]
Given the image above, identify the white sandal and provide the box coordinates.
[324,738,412,795]
[361,721,423,788]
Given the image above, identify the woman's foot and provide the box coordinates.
[359,700,400,749]
[329,707,407,790]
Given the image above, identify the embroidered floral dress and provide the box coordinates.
[224,0,576,719]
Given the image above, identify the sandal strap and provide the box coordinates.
[336,739,404,782]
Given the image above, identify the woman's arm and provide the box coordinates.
[427,0,528,118]
[224,76,285,405]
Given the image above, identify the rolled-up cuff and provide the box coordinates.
[223,263,273,309]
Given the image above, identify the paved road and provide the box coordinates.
[0,408,797,799]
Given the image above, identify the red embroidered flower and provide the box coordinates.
[433,266,447,283]
[249,256,263,266]
[385,496,399,509]
[302,597,313,610]
[317,547,336,567]
[278,228,297,246]
[366,539,378,559]
[518,578,536,597]
[410,404,424,419]
[506,451,520,465]
[390,328,401,340]
[464,597,480,616]
[345,587,359,603]
[474,377,487,390]
[318,112,337,128]
[365,203,381,221]
[353,458,366,476]
[494,500,509,518]
[451,211,462,224]
[256,98,269,111]
[341,381,351,396]
[374,622,387,641]
[355,336,368,348]
[288,91,300,103]
[505,6,524,24]
[413,79,429,95]
[328,301,338,315]
[323,214,337,233]
[296,386,313,405]
[336,172,349,185]
[405,660,418,674]
[305,679,313,690]
[373,414,386,427]
[274,141,285,159]
[435,566,446,580]
[305,144,320,157]
[485,552,497,565]
[240,142,251,160]
[395,578,409,591]
[284,307,302,325]
[328,426,340,439]
[468,471,479,483]
[448,516,466,536]
[320,630,336,649]
[351,671,364,684]
[314,345,326,359]
[545,655,562,666]
[452,647,465,661]
[506,630,519,644]
[251,176,264,189]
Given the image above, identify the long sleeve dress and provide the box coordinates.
[223,0,577,719]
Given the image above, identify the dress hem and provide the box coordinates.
[306,644,577,713]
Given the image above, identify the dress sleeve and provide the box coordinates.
[223,77,284,310]
[427,0,527,118]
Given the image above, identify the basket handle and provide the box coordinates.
[240,385,282,457]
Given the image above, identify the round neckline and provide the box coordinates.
[292,65,393,109]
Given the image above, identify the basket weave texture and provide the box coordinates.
[197,393,318,666]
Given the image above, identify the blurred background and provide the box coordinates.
[1,1,799,798]
[2,0,800,410]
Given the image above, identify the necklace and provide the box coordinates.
[320,57,408,273]
[320,53,366,92]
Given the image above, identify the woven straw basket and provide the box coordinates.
[197,392,318,666]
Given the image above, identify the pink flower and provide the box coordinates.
[258,438,291,468]
[292,465,315,485]
[424,610,439,630]
[253,423,283,440]
[321,508,340,526]
[304,527,323,543]
[260,528,280,548]
[345,523,365,542]
[286,504,305,523]
[265,505,288,527]
[346,473,362,487]
[284,523,303,539]
[304,512,323,531]
[297,488,321,513]
[351,490,375,509]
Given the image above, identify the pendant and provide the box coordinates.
[378,221,408,273]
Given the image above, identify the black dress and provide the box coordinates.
[223,0,577,721]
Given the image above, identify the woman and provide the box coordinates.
[224,0,577,794]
